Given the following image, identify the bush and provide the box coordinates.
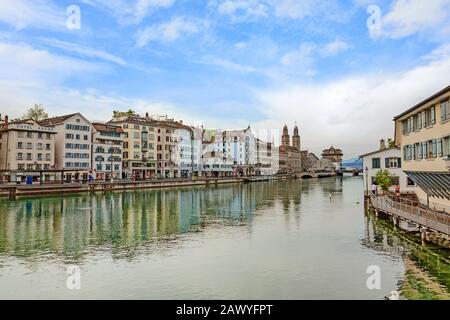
[375,169,393,191]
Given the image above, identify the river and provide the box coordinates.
[0,177,448,299]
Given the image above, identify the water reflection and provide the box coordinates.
[0,177,447,299]
[362,212,450,293]
[0,180,311,263]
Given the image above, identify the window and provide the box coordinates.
[26,153,32,160]
[18,164,25,170]
[437,138,443,157]
[123,124,128,129]
[422,142,428,159]
[372,158,380,169]
[37,143,43,150]
[444,136,450,157]
[386,157,399,168]
[38,133,43,139]
[27,132,33,138]
[46,154,51,161]
[26,143,32,149]
[441,100,450,121]
[407,177,415,186]
[416,143,422,159]
[17,142,23,149]
[426,106,436,126]
[431,139,437,158]
[84,135,88,141]
[17,153,23,160]
[37,154,42,161]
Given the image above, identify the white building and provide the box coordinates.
[40,113,92,182]
[191,127,204,175]
[201,149,235,177]
[360,139,416,194]
[206,126,257,173]
[173,126,194,178]
[256,139,278,175]
[92,123,124,181]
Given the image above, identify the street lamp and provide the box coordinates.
[365,166,369,196]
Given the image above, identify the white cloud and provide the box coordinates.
[80,0,174,25]
[280,40,351,75]
[0,0,66,30]
[254,47,450,157]
[319,40,351,57]
[0,42,101,87]
[215,0,269,20]
[135,17,202,47]
[375,0,450,39]
[199,57,259,73]
[41,39,128,66]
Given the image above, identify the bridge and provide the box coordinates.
[368,193,450,238]
[296,172,337,179]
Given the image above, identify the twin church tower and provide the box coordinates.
[282,124,300,150]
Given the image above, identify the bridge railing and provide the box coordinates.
[370,193,450,235]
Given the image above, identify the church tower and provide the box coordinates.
[292,125,300,150]
[282,125,290,147]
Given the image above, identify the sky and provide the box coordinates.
[1,0,450,158]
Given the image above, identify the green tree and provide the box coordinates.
[387,138,396,148]
[113,109,136,118]
[22,104,49,122]
[375,169,393,191]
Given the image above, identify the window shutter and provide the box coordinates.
[397,158,401,168]
[385,158,389,168]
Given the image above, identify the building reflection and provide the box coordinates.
[0,181,310,262]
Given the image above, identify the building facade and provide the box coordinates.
[321,146,343,171]
[394,85,450,210]
[39,113,92,182]
[256,139,278,175]
[91,123,124,181]
[360,140,415,194]
[277,125,301,174]
[108,115,157,180]
[204,126,258,175]
[0,116,56,183]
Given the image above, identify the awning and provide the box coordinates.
[405,171,450,200]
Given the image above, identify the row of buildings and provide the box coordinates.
[361,85,450,211]
[0,111,339,183]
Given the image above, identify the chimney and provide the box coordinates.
[5,115,8,128]
[380,139,386,150]
[179,120,183,124]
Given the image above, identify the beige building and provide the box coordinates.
[108,115,157,180]
[393,85,450,210]
[92,123,125,180]
[0,116,56,183]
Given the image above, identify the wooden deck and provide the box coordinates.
[370,193,450,236]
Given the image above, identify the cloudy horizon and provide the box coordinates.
[1,0,450,158]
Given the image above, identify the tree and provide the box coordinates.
[22,104,49,122]
[113,109,136,118]
[375,169,393,192]
[387,138,396,148]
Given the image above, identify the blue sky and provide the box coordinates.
[1,0,450,157]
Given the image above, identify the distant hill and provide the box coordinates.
[342,157,363,170]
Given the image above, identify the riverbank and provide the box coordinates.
[0,175,293,198]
